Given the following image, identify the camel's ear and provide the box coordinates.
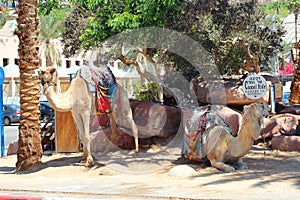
[50,67,56,74]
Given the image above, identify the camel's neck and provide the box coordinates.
[43,84,74,112]
[230,117,262,158]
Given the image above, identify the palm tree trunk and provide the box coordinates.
[290,9,300,104]
[289,68,300,104]
[15,0,43,172]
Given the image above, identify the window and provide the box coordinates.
[14,59,19,65]
[75,60,80,66]
[3,58,8,67]
[66,60,71,68]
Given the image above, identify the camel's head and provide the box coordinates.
[243,102,270,140]
[39,67,58,87]
[243,102,270,119]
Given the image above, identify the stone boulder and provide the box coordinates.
[276,102,300,115]
[191,73,281,106]
[130,100,181,138]
[90,127,135,153]
[7,140,18,155]
[260,114,300,139]
[271,135,300,151]
[90,114,110,132]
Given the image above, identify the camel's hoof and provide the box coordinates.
[85,160,94,167]
[238,165,248,170]
[224,166,235,173]
[84,156,94,167]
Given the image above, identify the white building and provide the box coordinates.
[0,18,84,75]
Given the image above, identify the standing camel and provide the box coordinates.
[39,66,139,167]
[182,102,270,172]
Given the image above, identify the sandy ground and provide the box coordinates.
[0,144,300,199]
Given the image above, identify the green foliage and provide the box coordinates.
[132,82,159,101]
[165,1,286,76]
[40,12,65,38]
[39,14,64,66]
[38,0,61,16]
[0,7,9,27]
[63,0,180,52]
[62,5,89,57]
[285,0,300,12]
[261,0,298,16]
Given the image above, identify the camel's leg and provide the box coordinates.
[114,86,139,152]
[72,111,94,167]
[236,158,247,170]
[118,109,139,152]
[82,111,93,167]
[209,159,235,173]
[130,117,139,152]
[107,112,117,142]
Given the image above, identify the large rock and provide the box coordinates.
[90,127,135,153]
[191,74,281,106]
[276,102,300,115]
[7,140,18,155]
[260,114,300,139]
[90,114,110,132]
[130,100,181,138]
[272,135,300,151]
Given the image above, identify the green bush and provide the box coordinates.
[132,82,159,102]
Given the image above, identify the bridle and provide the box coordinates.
[41,79,57,92]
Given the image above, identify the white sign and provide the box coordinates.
[242,74,267,100]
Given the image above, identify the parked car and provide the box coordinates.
[40,101,54,122]
[3,104,20,126]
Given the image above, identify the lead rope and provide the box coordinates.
[257,101,267,180]
[263,117,267,178]
[261,114,268,180]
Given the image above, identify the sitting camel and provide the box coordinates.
[39,66,139,167]
[182,102,270,172]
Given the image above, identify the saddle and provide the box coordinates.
[76,64,116,114]
[182,110,232,161]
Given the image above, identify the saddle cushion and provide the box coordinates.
[182,110,232,161]
[76,64,117,113]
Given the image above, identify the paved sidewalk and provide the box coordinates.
[0,148,300,200]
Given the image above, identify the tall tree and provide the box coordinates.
[62,0,180,103]
[165,0,286,76]
[15,0,43,172]
[39,14,63,67]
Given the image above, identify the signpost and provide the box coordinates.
[242,73,267,100]
[0,67,4,156]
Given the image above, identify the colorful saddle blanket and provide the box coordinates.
[182,110,232,161]
[77,64,117,114]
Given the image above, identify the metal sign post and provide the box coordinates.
[0,67,5,157]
